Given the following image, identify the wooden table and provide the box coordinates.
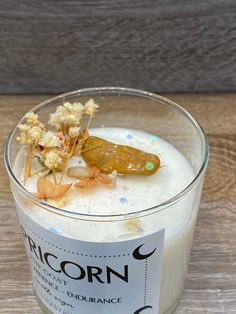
[0,94,235,313]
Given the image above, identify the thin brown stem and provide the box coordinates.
[52,170,57,185]
[80,144,102,155]
[59,158,68,185]
[28,142,35,177]
[25,145,32,181]
[69,136,79,156]
[31,167,48,176]
[86,115,93,132]
[23,146,28,184]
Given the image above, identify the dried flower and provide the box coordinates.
[69,126,81,138]
[34,177,72,200]
[25,112,44,129]
[125,219,141,232]
[18,124,31,132]
[45,151,63,170]
[48,112,61,130]
[39,131,61,148]
[48,102,84,130]
[84,99,99,116]
[68,164,112,188]
[65,102,84,115]
[49,197,67,208]
[54,132,65,142]
[28,126,44,141]
[17,124,31,144]
[25,112,39,126]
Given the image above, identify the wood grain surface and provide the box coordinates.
[0,94,236,313]
[0,1,236,93]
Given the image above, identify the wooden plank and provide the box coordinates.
[0,1,236,93]
[0,94,236,313]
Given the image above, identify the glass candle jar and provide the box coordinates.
[5,88,208,314]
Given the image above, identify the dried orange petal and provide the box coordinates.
[74,178,97,189]
[52,183,72,199]
[33,192,45,199]
[37,177,55,198]
[96,174,112,185]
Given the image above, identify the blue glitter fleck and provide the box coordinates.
[127,134,133,139]
[48,227,59,234]
[150,135,158,142]
[119,197,128,203]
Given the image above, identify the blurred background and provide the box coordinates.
[0,0,235,94]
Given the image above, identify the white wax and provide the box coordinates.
[14,128,198,314]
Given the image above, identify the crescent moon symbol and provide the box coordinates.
[133,244,156,260]
[133,305,153,313]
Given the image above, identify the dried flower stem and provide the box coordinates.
[31,167,48,177]
[69,136,79,156]
[23,147,28,184]
[28,142,35,177]
[86,115,93,132]
[80,144,102,155]
[59,162,67,185]
[52,170,57,185]
[25,146,32,182]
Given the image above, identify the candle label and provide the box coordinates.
[17,206,165,314]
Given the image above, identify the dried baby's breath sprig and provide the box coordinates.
[48,102,84,132]
[45,151,63,170]
[18,98,101,194]
[25,112,38,125]
[28,126,44,142]
[39,131,62,148]
[25,112,44,129]
[17,124,31,145]
[68,126,81,156]
[84,99,99,116]
[84,98,99,130]
[69,126,81,138]
[39,147,69,185]
[17,113,45,183]
[48,102,85,161]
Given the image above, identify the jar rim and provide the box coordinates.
[4,87,209,221]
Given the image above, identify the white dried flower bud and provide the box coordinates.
[18,124,30,132]
[69,126,81,138]
[17,124,31,145]
[49,102,84,129]
[48,113,61,130]
[55,105,65,115]
[63,102,73,110]
[44,151,62,169]
[84,99,99,116]
[39,131,61,147]
[28,126,44,141]
[25,112,39,126]
[72,102,84,115]
[63,113,77,126]
[16,135,27,145]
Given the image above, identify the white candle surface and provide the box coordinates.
[14,128,198,314]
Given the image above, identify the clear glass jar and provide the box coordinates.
[5,87,208,314]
